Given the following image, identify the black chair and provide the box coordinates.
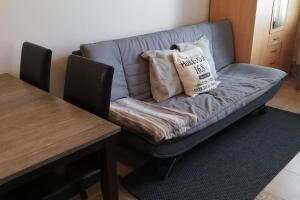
[20,42,52,92]
[63,55,115,199]
[64,55,114,119]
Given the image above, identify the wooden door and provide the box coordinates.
[210,0,258,63]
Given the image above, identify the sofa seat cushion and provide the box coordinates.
[154,63,287,139]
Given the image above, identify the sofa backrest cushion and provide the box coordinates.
[80,41,129,101]
[115,23,213,100]
[211,21,234,71]
[80,20,234,101]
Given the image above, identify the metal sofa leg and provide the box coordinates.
[258,105,268,114]
[156,156,183,180]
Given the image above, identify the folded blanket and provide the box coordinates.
[109,98,198,142]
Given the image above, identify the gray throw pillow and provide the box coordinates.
[142,50,183,102]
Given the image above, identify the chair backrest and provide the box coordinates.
[64,55,114,119]
[20,42,52,92]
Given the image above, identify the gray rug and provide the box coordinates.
[122,107,300,200]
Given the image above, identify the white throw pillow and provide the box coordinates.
[142,50,183,102]
[176,36,218,79]
[173,47,220,97]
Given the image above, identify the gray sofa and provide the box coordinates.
[75,20,286,163]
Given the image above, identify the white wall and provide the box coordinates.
[0,0,210,96]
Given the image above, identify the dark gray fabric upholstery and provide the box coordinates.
[153,63,286,139]
[115,23,214,100]
[116,63,286,145]
[79,20,285,158]
[118,81,283,158]
[81,20,232,100]
[211,20,235,70]
[115,33,169,100]
[80,41,128,101]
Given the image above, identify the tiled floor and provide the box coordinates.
[267,77,300,114]
[71,77,300,200]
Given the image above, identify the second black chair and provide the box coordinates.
[64,55,114,119]
[63,55,115,199]
[20,42,52,92]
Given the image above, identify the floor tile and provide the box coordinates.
[284,152,300,176]
[255,190,285,200]
[264,170,300,200]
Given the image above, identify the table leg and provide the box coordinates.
[99,136,118,200]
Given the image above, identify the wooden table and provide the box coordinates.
[0,74,120,200]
